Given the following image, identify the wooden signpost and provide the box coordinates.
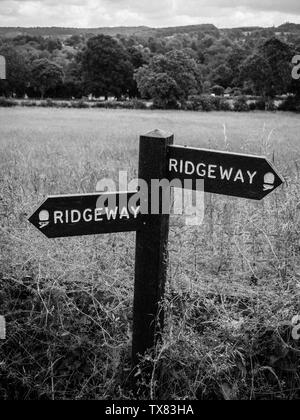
[0,55,6,80]
[28,130,284,370]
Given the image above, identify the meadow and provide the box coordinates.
[0,108,300,400]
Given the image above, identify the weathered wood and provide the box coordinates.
[132,129,174,366]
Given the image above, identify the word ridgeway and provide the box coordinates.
[29,192,145,238]
[53,206,141,225]
[169,158,257,184]
[167,145,284,200]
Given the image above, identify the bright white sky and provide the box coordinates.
[0,0,299,28]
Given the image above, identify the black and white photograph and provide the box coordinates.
[0,0,300,405]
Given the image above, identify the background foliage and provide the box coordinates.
[0,23,300,106]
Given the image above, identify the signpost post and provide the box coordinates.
[28,131,284,374]
[132,129,174,366]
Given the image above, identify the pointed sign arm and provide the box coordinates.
[167,145,284,200]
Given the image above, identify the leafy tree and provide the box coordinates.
[202,80,211,94]
[148,37,165,54]
[211,85,225,96]
[225,45,248,87]
[135,50,202,108]
[31,58,64,98]
[65,35,83,48]
[239,53,270,97]
[80,35,134,99]
[211,64,232,88]
[45,38,62,53]
[136,69,180,108]
[239,38,294,98]
[126,46,149,97]
[200,35,215,49]
[127,46,146,69]
[165,37,183,51]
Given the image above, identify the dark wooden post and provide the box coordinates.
[132,129,174,367]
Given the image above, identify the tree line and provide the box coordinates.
[0,29,299,108]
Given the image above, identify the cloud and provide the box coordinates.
[0,0,299,28]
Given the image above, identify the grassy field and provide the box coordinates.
[0,108,300,400]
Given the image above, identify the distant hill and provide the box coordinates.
[277,23,300,33]
[154,24,218,36]
[0,26,151,38]
[0,24,219,39]
[229,26,263,32]
[0,23,299,40]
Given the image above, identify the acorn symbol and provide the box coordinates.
[263,172,275,191]
[39,210,50,229]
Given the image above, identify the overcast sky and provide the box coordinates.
[0,0,300,28]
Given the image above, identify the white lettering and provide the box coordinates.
[196,163,206,177]
[208,164,217,179]
[83,208,92,222]
[220,166,233,180]
[71,210,81,223]
[179,160,184,173]
[95,208,103,222]
[185,161,195,175]
[54,211,63,224]
[120,207,130,219]
[131,206,140,219]
[169,159,178,172]
[106,207,118,220]
[247,171,257,184]
[234,170,245,183]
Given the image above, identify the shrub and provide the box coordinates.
[94,101,108,109]
[131,99,147,110]
[93,100,147,110]
[211,85,225,96]
[201,95,218,111]
[188,95,203,111]
[0,97,17,107]
[278,96,300,112]
[40,98,56,108]
[188,95,218,112]
[232,88,242,97]
[105,101,123,109]
[21,100,37,107]
[70,99,90,109]
[58,102,72,108]
[152,97,179,110]
[248,101,255,111]
[233,96,249,112]
[265,99,276,111]
[219,99,232,111]
[254,99,266,110]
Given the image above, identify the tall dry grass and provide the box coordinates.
[0,108,299,399]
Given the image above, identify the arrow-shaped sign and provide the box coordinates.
[28,191,145,238]
[167,145,284,200]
